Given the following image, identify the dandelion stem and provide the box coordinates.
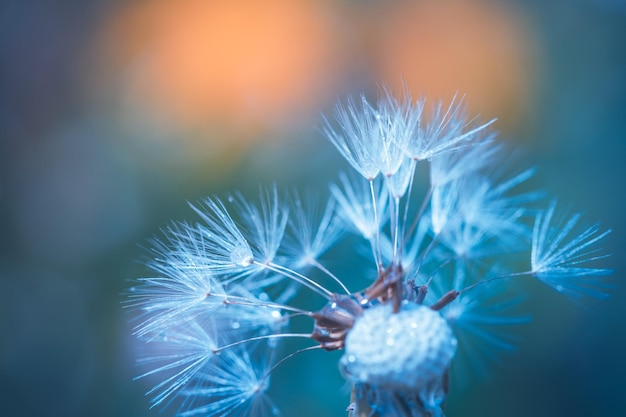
[310,259,351,294]
[459,271,533,294]
[399,159,417,255]
[369,179,383,273]
[404,184,433,247]
[392,195,401,263]
[256,261,334,299]
[216,293,313,315]
[260,345,322,384]
[426,258,453,286]
[212,333,314,354]
[410,227,444,280]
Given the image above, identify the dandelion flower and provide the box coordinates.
[128,88,612,417]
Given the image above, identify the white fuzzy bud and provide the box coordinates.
[340,303,457,390]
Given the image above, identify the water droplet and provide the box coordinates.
[231,321,241,330]
[230,243,253,266]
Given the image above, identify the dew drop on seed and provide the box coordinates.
[230,244,253,266]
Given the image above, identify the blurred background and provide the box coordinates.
[1,0,624,416]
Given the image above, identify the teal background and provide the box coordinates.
[1,1,625,416]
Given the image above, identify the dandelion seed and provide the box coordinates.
[128,87,612,417]
[531,201,612,300]
[230,185,289,266]
[322,95,384,180]
[177,346,279,417]
[188,198,254,274]
[330,172,389,242]
[282,193,342,270]
[135,320,218,408]
[401,94,496,162]
[128,266,222,338]
[430,167,535,257]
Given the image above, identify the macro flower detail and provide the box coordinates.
[341,304,457,417]
[128,90,612,417]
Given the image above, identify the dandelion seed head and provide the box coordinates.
[128,86,612,417]
[341,303,457,391]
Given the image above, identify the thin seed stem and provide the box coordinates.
[410,228,444,279]
[310,259,351,294]
[459,271,533,294]
[392,195,401,263]
[425,258,453,286]
[215,293,313,315]
[404,185,433,246]
[399,159,417,255]
[260,345,322,384]
[369,179,383,273]
[212,333,313,354]
[256,261,333,299]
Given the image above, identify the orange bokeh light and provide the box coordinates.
[367,0,538,132]
[94,0,348,133]
[92,0,538,141]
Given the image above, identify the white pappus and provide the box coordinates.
[127,88,612,417]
